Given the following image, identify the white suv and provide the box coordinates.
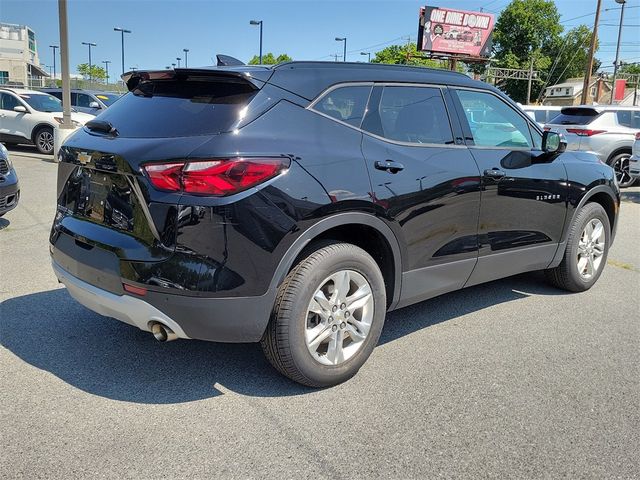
[0,88,93,155]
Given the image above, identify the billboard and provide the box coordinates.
[417,5,495,57]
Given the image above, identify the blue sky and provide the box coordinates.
[1,0,639,78]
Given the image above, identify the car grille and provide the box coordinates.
[0,159,8,175]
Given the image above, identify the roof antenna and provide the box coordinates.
[216,54,245,66]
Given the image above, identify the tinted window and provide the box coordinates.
[363,86,453,145]
[93,78,257,138]
[549,108,600,125]
[456,90,533,148]
[616,110,640,129]
[313,85,371,127]
[76,93,95,108]
[47,91,63,100]
[95,93,120,106]
[0,93,21,111]
[534,110,547,122]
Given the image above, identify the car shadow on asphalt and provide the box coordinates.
[1,272,564,403]
[0,218,9,230]
[6,144,55,162]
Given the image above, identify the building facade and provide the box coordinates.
[0,23,49,87]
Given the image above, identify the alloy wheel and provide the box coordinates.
[37,130,54,154]
[612,154,634,188]
[577,218,606,280]
[305,270,374,366]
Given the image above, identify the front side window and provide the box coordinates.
[363,86,453,145]
[0,93,21,111]
[313,85,371,127]
[76,93,96,108]
[456,89,533,148]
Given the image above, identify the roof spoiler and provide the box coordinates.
[216,55,245,67]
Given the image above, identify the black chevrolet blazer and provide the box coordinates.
[50,61,620,387]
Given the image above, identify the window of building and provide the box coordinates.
[28,29,36,52]
[0,71,8,85]
[565,88,570,95]
[312,85,371,128]
[362,86,453,145]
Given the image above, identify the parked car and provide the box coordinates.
[0,143,19,217]
[42,88,122,116]
[629,131,640,180]
[50,61,620,387]
[544,105,640,188]
[522,105,562,127]
[0,88,94,154]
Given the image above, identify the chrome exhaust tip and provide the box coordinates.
[150,322,178,342]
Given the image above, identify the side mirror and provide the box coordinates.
[13,105,28,113]
[89,101,100,109]
[542,130,566,154]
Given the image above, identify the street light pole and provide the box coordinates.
[335,37,347,61]
[183,48,189,67]
[360,52,371,62]
[81,41,96,85]
[581,0,602,104]
[57,0,73,130]
[114,27,131,77]
[49,45,58,84]
[102,60,110,85]
[250,20,263,64]
[176,57,181,68]
[610,0,626,104]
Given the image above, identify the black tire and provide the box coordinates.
[608,152,637,188]
[545,202,610,292]
[261,242,387,387]
[34,126,54,155]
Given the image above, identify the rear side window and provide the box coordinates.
[616,110,640,128]
[363,86,453,145]
[313,85,371,127]
[93,78,257,138]
[550,108,600,125]
[0,93,20,111]
[534,110,547,123]
[76,93,95,108]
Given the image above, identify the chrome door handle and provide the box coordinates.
[484,168,506,179]
[374,160,405,173]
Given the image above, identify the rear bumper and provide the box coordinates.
[52,259,275,343]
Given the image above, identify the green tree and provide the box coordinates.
[248,53,292,65]
[493,0,563,102]
[619,63,640,75]
[372,43,450,69]
[77,63,107,82]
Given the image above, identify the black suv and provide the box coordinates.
[50,62,620,387]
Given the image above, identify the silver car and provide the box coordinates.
[630,132,640,180]
[545,106,640,188]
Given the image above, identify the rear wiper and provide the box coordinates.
[85,119,119,136]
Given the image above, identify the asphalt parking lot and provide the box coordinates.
[1,145,639,479]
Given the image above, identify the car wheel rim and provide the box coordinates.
[38,131,54,153]
[612,154,633,187]
[305,269,374,366]
[577,218,606,280]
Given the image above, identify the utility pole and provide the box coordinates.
[49,45,58,84]
[102,60,110,85]
[114,27,132,77]
[581,0,602,104]
[610,0,626,104]
[526,53,535,104]
[330,53,339,62]
[58,0,72,130]
[81,42,96,85]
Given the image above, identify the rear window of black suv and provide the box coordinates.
[93,78,257,138]
[550,108,600,125]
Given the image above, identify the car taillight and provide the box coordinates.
[143,158,290,196]
[565,129,605,136]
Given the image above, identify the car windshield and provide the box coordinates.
[19,93,63,112]
[94,93,121,106]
